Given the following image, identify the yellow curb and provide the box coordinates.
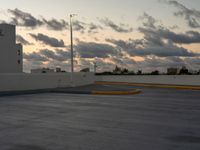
[92,89,142,95]
[95,81,200,91]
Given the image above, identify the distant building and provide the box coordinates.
[31,68,55,74]
[56,67,62,73]
[55,67,66,73]
[167,68,178,75]
[0,24,23,73]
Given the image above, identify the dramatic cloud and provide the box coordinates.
[7,8,68,30]
[71,21,102,34]
[99,17,133,33]
[42,18,68,31]
[107,38,197,57]
[139,27,200,44]
[88,23,103,34]
[139,12,157,28]
[8,8,43,28]
[72,20,86,32]
[163,0,200,28]
[29,33,65,47]
[40,49,70,61]
[23,52,48,62]
[11,6,199,72]
[138,13,200,45]
[24,49,70,62]
[16,35,31,45]
[75,41,121,58]
[106,13,200,57]
[4,8,104,33]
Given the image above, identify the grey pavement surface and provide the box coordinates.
[0,85,200,150]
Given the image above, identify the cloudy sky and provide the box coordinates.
[0,0,200,73]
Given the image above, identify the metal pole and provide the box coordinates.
[70,14,74,73]
[94,62,97,74]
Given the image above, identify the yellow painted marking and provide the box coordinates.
[92,89,142,95]
[95,82,200,90]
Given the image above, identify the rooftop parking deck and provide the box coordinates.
[0,85,200,150]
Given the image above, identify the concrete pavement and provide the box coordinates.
[0,87,199,149]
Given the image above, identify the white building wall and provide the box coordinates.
[96,75,200,86]
[0,24,23,73]
[0,73,95,92]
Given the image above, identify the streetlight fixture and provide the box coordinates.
[70,14,77,73]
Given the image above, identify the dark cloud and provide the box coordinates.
[107,38,197,57]
[73,20,86,32]
[75,41,120,58]
[107,13,200,57]
[163,30,200,44]
[29,33,65,47]
[8,8,43,28]
[138,13,164,46]
[7,8,68,30]
[23,52,48,62]
[106,38,144,50]
[99,17,133,33]
[138,13,200,45]
[88,23,103,34]
[16,35,31,45]
[139,27,200,44]
[163,0,200,28]
[139,12,157,28]
[24,49,70,62]
[40,49,70,61]
[23,49,71,72]
[42,18,68,31]
[71,21,103,34]
[4,8,103,33]
[136,45,196,57]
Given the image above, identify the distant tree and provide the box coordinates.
[113,66,122,74]
[179,66,189,75]
[122,68,129,74]
[151,70,159,75]
[137,70,142,75]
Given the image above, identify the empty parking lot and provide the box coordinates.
[0,85,200,150]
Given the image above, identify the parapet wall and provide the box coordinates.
[0,73,95,92]
[96,75,200,86]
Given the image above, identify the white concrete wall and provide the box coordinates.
[0,73,95,92]
[96,75,200,86]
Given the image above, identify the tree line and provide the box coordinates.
[96,66,200,75]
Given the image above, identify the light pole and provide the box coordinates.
[94,62,97,74]
[70,14,77,73]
